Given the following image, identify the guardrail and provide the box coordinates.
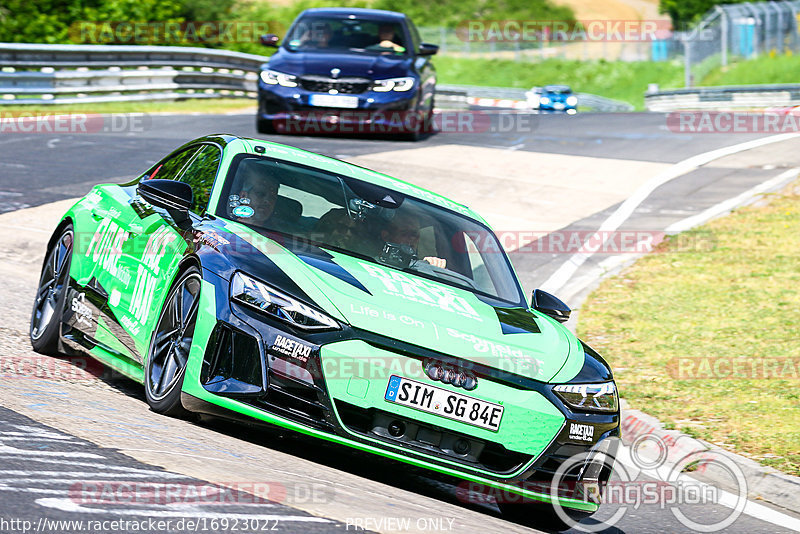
[576,93,635,113]
[0,42,265,104]
[646,84,800,111]
[1,42,633,111]
[439,84,634,112]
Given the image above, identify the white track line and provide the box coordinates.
[540,133,800,295]
[557,165,800,305]
[665,167,800,233]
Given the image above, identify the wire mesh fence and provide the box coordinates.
[678,1,800,87]
[417,25,674,63]
[417,0,800,85]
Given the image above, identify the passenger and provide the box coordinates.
[300,22,333,49]
[313,208,360,250]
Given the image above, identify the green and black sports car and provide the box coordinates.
[30,134,618,529]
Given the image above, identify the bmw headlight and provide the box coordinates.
[372,77,415,92]
[260,69,298,88]
[539,96,551,105]
[231,272,340,331]
[566,95,578,106]
[553,382,618,412]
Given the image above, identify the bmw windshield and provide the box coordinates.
[217,155,525,305]
[283,16,409,55]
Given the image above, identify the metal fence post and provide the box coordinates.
[684,36,692,87]
[719,6,729,66]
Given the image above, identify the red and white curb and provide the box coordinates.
[466,97,530,109]
[621,402,800,515]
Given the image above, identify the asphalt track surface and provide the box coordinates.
[1,111,800,534]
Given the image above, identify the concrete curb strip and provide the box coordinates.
[620,402,800,513]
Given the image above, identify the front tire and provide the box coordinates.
[256,117,276,134]
[144,266,202,416]
[30,225,73,354]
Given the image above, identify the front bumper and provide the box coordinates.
[180,275,618,511]
[257,83,424,134]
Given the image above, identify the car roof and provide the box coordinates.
[300,7,407,22]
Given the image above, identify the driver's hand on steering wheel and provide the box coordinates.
[423,256,447,269]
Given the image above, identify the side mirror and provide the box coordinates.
[418,43,439,56]
[531,289,571,323]
[138,179,193,229]
[260,34,280,47]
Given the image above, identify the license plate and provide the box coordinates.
[554,102,565,110]
[384,375,503,432]
[308,94,359,108]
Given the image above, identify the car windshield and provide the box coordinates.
[218,156,525,305]
[283,16,407,55]
[545,85,572,94]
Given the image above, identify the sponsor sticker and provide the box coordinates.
[232,205,255,218]
[568,422,595,442]
[70,293,93,327]
[270,334,313,363]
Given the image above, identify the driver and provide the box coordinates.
[372,24,404,53]
[382,211,446,268]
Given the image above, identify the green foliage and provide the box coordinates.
[0,0,226,44]
[372,0,574,28]
[0,0,576,46]
[659,0,749,29]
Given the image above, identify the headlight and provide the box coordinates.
[372,77,415,92]
[260,69,298,88]
[231,272,340,331]
[553,382,618,412]
[539,96,551,105]
[566,95,578,106]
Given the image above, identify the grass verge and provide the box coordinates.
[578,181,800,476]
[434,56,684,109]
[700,53,800,86]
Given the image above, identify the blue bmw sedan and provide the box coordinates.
[256,8,438,139]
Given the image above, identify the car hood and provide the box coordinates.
[266,50,413,79]
[223,224,578,383]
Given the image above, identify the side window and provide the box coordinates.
[146,148,198,182]
[177,144,221,214]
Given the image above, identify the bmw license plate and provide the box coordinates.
[308,94,359,108]
[384,375,503,432]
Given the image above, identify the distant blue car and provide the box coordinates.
[256,7,438,139]
[537,85,578,114]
